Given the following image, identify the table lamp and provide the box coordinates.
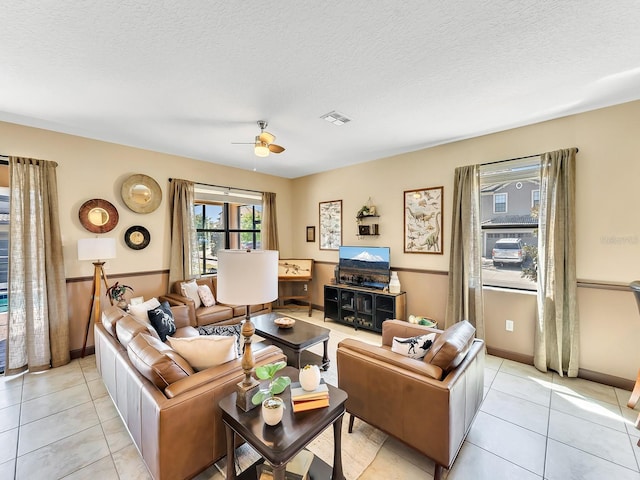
[78,237,116,357]
[217,249,278,410]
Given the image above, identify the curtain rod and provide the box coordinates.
[481,148,579,167]
[168,178,264,195]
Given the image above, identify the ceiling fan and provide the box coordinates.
[232,120,285,157]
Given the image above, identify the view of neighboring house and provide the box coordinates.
[481,179,539,258]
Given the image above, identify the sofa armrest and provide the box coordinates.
[164,345,285,398]
[169,304,193,329]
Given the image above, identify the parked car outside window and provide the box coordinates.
[492,238,525,267]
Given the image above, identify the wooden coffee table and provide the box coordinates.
[219,367,347,480]
[252,312,331,371]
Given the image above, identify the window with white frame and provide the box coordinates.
[193,185,263,275]
[493,193,507,213]
[532,189,540,208]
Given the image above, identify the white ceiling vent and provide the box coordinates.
[320,111,352,126]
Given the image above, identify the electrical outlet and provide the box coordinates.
[505,320,514,332]
[303,284,308,292]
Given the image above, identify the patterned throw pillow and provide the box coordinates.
[391,333,436,360]
[197,284,216,307]
[147,301,177,342]
[198,323,242,356]
[180,279,202,309]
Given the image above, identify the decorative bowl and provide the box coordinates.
[274,317,295,328]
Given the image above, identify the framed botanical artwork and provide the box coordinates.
[319,200,342,250]
[306,226,315,242]
[404,186,443,254]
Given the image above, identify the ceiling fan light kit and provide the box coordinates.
[233,120,285,158]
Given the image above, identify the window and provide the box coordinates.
[480,158,540,290]
[193,186,262,275]
[532,189,540,208]
[493,193,507,213]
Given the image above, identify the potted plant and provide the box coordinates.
[251,361,291,425]
[106,282,134,308]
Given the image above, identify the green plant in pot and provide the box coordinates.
[252,361,291,426]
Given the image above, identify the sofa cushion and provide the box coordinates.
[166,335,238,371]
[194,304,234,326]
[180,279,202,309]
[116,315,161,348]
[127,333,194,389]
[423,320,476,373]
[197,284,216,307]
[128,297,161,324]
[147,301,177,342]
[198,323,242,355]
[102,306,126,339]
[392,333,436,360]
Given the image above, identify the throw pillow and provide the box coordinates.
[166,335,238,371]
[391,333,436,359]
[180,279,202,309]
[197,284,216,307]
[147,301,177,342]
[198,323,242,356]
[128,297,161,324]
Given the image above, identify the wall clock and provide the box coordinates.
[124,225,150,250]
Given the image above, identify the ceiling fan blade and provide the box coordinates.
[269,144,285,154]
[231,142,254,145]
[259,131,275,144]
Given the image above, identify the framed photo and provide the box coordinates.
[404,186,443,254]
[358,224,370,236]
[306,226,315,242]
[319,200,342,250]
[278,259,313,279]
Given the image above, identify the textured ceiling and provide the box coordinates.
[2,1,640,178]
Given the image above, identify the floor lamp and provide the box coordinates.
[216,249,279,411]
[78,237,116,358]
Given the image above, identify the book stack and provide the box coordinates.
[257,449,314,480]
[290,380,329,413]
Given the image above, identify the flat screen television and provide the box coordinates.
[337,246,390,289]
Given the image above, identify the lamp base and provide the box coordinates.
[236,378,260,411]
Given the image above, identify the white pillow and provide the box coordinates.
[128,297,161,324]
[197,284,216,307]
[180,280,202,309]
[166,335,238,371]
[391,333,436,360]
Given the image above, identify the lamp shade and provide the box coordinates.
[216,250,278,305]
[77,237,116,261]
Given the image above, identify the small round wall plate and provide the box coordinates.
[124,225,150,250]
[79,198,119,233]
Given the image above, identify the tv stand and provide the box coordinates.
[323,284,406,333]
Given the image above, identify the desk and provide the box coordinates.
[219,367,347,480]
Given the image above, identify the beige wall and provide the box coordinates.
[293,100,640,384]
[1,121,295,352]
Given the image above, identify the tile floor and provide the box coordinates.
[1,309,640,479]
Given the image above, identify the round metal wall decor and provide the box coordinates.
[124,225,151,250]
[121,174,162,214]
[78,198,119,233]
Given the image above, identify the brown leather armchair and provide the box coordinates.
[337,320,485,480]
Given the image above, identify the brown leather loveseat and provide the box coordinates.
[95,304,285,479]
[161,276,272,326]
[337,320,485,480]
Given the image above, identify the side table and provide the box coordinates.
[219,367,347,480]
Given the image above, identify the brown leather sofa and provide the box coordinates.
[95,304,285,480]
[337,320,485,480]
[160,276,272,326]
